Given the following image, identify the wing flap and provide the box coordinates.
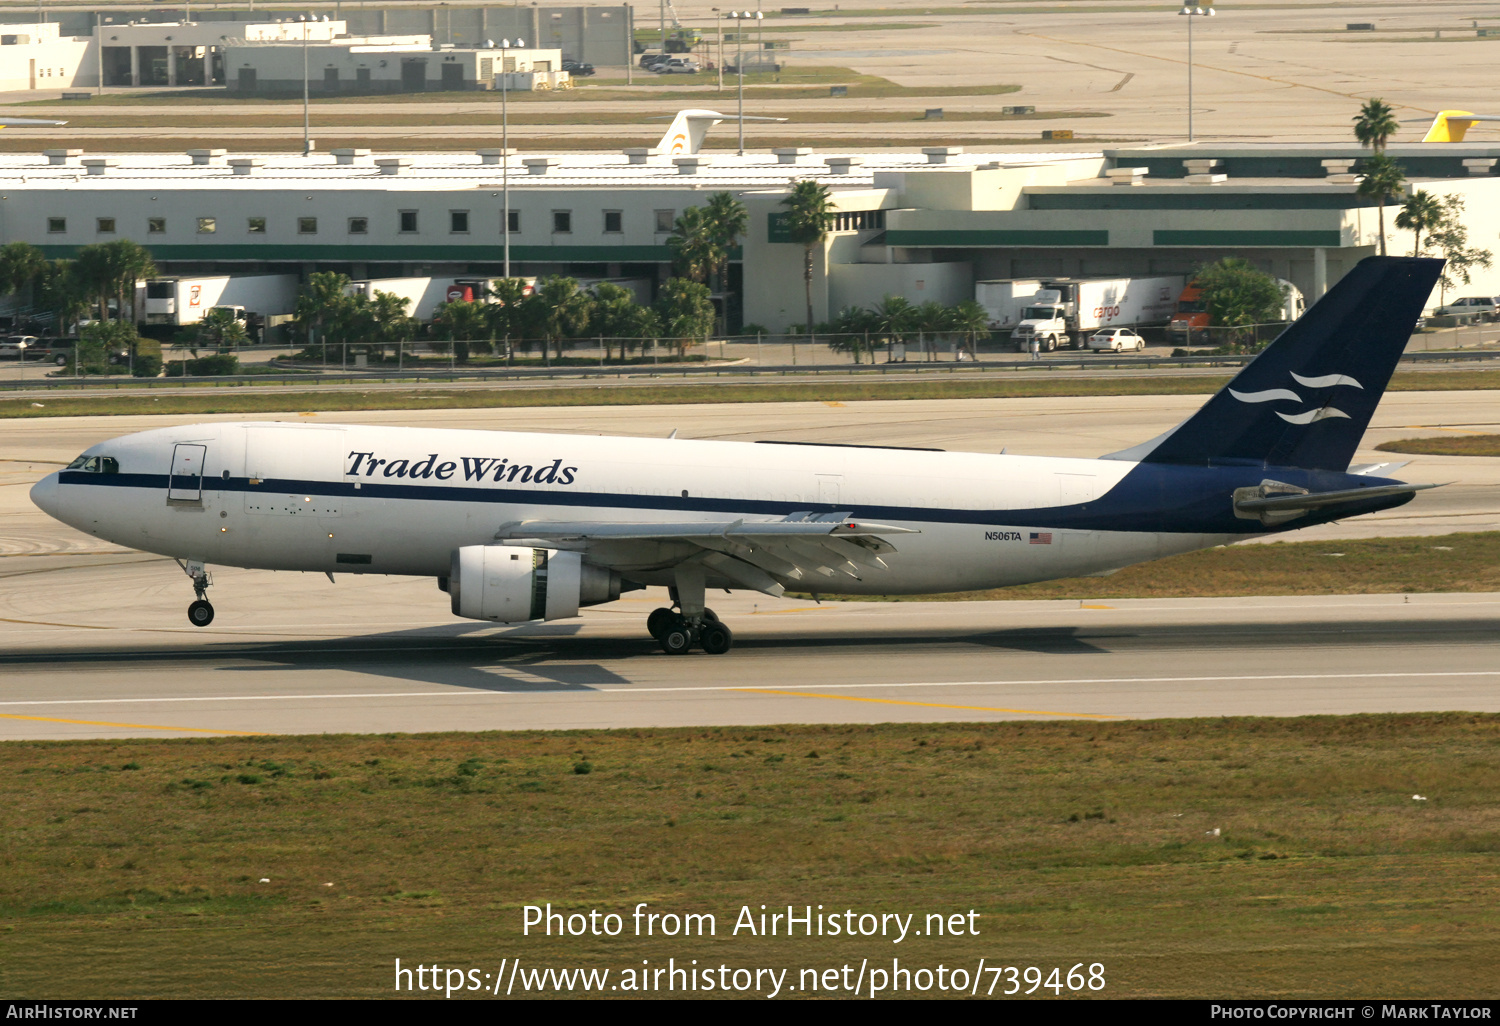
[492,516,916,586]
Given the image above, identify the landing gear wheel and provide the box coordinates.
[647,606,676,639]
[700,622,733,655]
[659,621,695,655]
[187,599,215,627]
[702,607,719,623]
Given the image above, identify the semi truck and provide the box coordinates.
[1006,275,1184,352]
[1167,278,1306,342]
[139,274,298,331]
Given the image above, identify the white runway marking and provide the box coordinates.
[3,668,1499,708]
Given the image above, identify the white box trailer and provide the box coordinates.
[346,278,449,321]
[140,274,298,327]
[1011,275,1184,351]
[974,279,1043,330]
[347,277,540,321]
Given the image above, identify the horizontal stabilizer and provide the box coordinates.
[1234,482,1441,513]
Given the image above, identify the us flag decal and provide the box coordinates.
[1030,532,1053,545]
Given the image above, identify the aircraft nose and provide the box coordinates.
[30,471,60,519]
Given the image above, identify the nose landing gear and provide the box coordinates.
[175,558,215,627]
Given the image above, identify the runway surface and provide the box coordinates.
[3,569,1499,740]
[3,392,1497,740]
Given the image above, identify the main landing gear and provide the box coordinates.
[176,558,215,627]
[647,565,734,654]
[647,605,733,655]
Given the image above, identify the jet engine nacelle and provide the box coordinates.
[450,545,623,622]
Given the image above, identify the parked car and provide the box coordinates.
[639,52,670,69]
[1086,327,1146,352]
[0,334,38,358]
[654,56,700,74]
[1434,296,1499,320]
[561,59,595,77]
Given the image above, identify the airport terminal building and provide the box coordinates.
[3,139,1499,330]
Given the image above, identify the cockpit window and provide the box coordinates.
[65,455,118,473]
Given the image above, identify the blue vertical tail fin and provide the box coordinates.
[1122,256,1443,471]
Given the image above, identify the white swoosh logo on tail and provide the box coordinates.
[1229,388,1302,404]
[1276,407,1351,424]
[1291,372,1364,390]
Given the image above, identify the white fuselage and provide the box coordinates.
[39,421,1235,595]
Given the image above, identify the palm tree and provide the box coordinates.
[0,242,47,313]
[871,294,914,347]
[949,299,992,360]
[432,298,490,363]
[1353,97,1399,153]
[778,179,835,334]
[1356,153,1407,257]
[70,245,116,322]
[913,300,952,361]
[703,191,749,299]
[101,239,156,325]
[654,277,714,359]
[667,206,718,285]
[1395,189,1444,256]
[534,276,593,363]
[34,260,89,335]
[294,271,353,355]
[369,290,415,361]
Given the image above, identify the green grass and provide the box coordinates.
[1378,434,1500,458]
[809,532,1500,602]
[4,368,1500,419]
[38,108,1106,130]
[3,716,1498,997]
[17,68,1021,106]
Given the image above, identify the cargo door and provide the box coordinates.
[167,443,207,503]
[817,474,842,507]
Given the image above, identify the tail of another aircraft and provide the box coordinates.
[652,109,789,155]
[1110,256,1443,471]
[1421,110,1500,142]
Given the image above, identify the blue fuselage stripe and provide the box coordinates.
[58,463,1416,536]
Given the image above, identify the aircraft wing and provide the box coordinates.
[493,513,918,596]
[0,118,66,128]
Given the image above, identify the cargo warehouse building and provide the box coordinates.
[3,140,1500,330]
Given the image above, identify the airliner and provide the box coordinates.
[30,257,1443,655]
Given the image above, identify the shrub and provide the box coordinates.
[166,352,241,377]
[132,338,162,377]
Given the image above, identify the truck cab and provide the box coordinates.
[1168,280,1209,342]
[1011,290,1069,352]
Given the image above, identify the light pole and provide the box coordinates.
[498,37,524,279]
[714,9,722,92]
[300,14,311,155]
[728,10,762,155]
[1179,2,1215,143]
